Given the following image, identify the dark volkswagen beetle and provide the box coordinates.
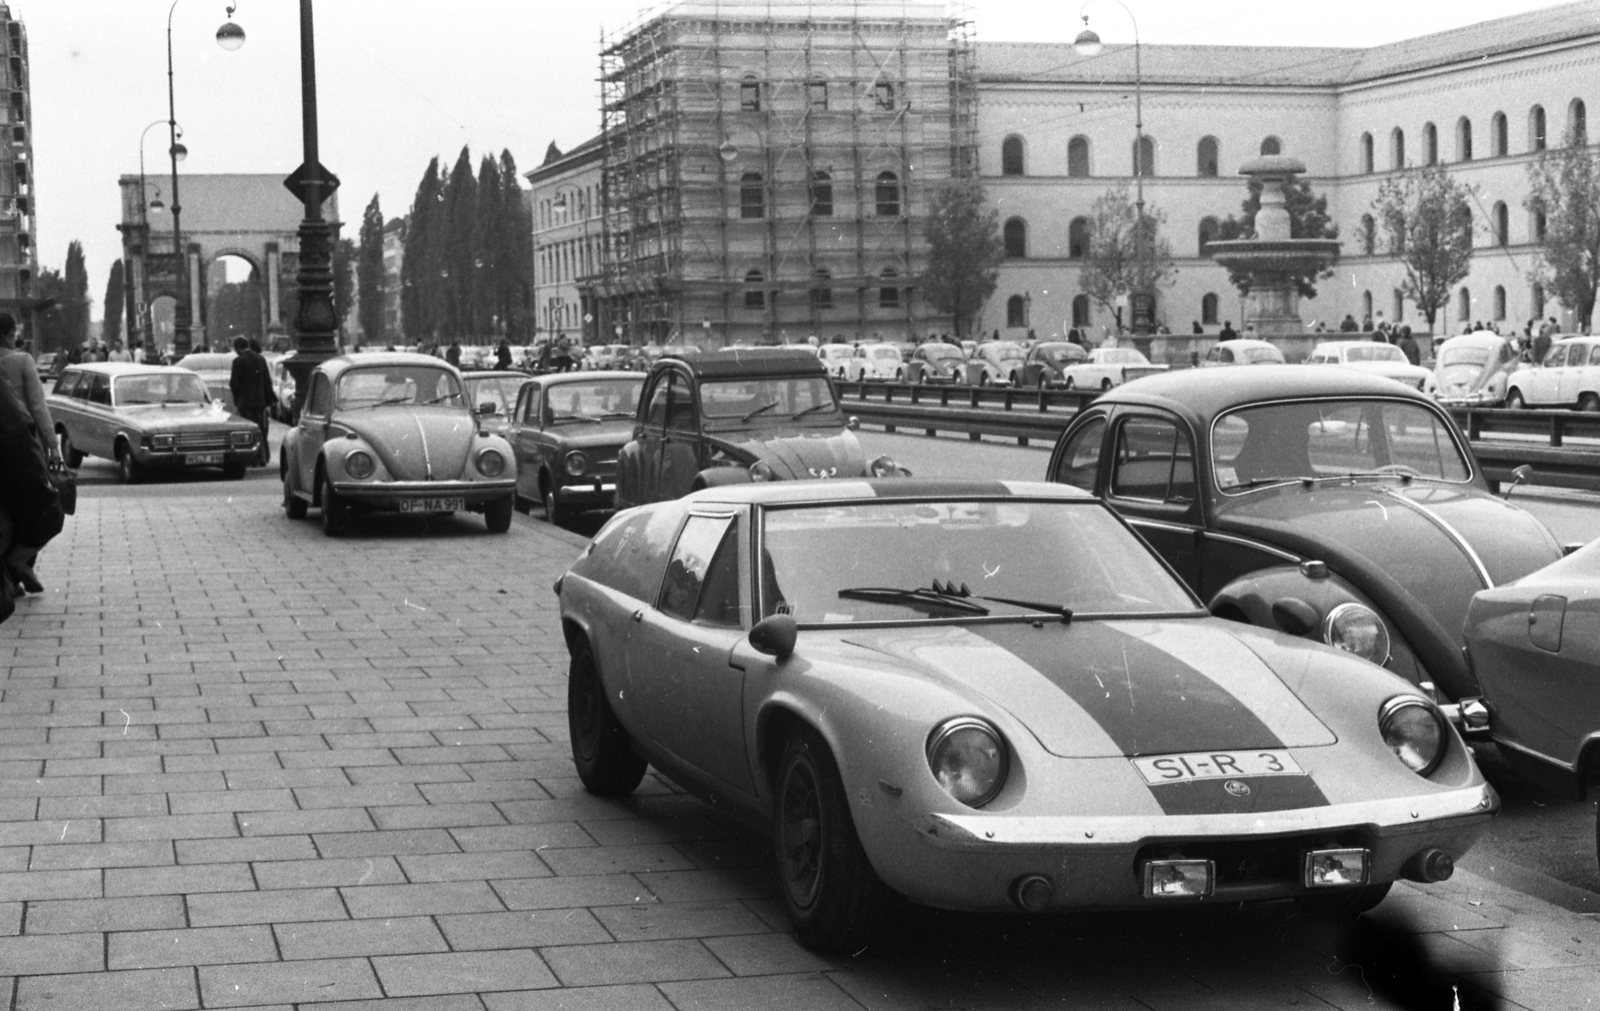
[1047,366,1563,703]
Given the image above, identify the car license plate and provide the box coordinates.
[1132,750,1304,785]
[187,453,223,466]
[399,497,465,513]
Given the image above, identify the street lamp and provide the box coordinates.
[1075,0,1150,336]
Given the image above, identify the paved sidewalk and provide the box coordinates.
[1,476,1598,1010]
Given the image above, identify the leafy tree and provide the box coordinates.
[920,178,1004,337]
[332,237,357,339]
[1214,178,1339,298]
[401,157,443,340]
[63,241,90,349]
[33,266,67,352]
[442,146,478,337]
[356,193,386,344]
[102,260,125,348]
[1525,138,1600,330]
[1077,184,1176,330]
[498,150,532,341]
[471,155,502,336]
[1374,165,1475,330]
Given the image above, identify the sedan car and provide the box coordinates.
[1434,332,1520,407]
[614,348,906,507]
[174,352,242,413]
[507,371,643,525]
[904,342,966,384]
[1308,341,1436,395]
[1046,366,1563,704]
[1015,341,1089,387]
[1504,335,1600,411]
[1058,346,1167,390]
[280,353,518,535]
[556,479,1496,951]
[49,364,261,482]
[461,370,532,440]
[1203,339,1286,367]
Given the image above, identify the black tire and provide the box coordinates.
[1101,378,1114,391]
[912,369,925,385]
[543,480,567,527]
[484,494,514,533]
[320,478,348,537]
[1036,375,1048,390]
[567,639,646,796]
[1064,377,1075,390]
[1506,388,1526,410]
[59,429,84,468]
[284,471,308,519]
[222,462,247,480]
[978,373,990,386]
[1580,393,1600,413]
[774,727,890,952]
[513,495,533,515]
[1297,882,1391,919]
[116,443,143,484]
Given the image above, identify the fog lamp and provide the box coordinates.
[562,451,587,477]
[1143,859,1212,899]
[1304,848,1369,888]
[1323,603,1390,665]
[345,450,375,480]
[477,448,507,477]
[152,434,176,451]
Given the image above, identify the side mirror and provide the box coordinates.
[1503,464,1533,499]
[847,416,860,431]
[1270,598,1320,637]
[748,613,797,658]
[477,402,498,416]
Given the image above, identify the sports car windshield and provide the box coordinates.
[1213,398,1471,493]
[761,500,1197,623]
[1343,345,1405,363]
[1239,347,1285,364]
[114,373,210,406]
[700,376,837,420]
[336,367,464,410]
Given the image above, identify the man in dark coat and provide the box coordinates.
[446,341,462,367]
[495,339,513,371]
[1218,320,1239,341]
[229,337,272,466]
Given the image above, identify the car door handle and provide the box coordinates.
[632,609,644,622]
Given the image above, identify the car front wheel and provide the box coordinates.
[320,479,348,537]
[484,494,514,533]
[1506,388,1526,410]
[59,430,84,468]
[116,443,143,484]
[283,471,308,519]
[567,639,646,796]
[774,727,889,952]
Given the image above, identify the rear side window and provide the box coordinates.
[53,371,81,397]
[1109,417,1196,504]
[1590,345,1600,366]
[307,375,333,416]
[1052,417,1105,491]
[657,515,741,626]
[572,504,686,604]
[89,375,111,405]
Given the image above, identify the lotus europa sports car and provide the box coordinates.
[554,479,1496,952]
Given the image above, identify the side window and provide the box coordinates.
[665,373,696,432]
[522,389,543,425]
[307,375,332,416]
[1589,345,1600,366]
[658,515,740,625]
[53,371,80,397]
[1109,417,1196,504]
[642,377,670,428]
[1052,417,1106,491]
[89,375,112,405]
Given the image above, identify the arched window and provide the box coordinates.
[1003,217,1027,258]
[1570,98,1587,146]
[806,78,828,110]
[744,269,765,309]
[1198,216,1219,255]
[1001,135,1025,176]
[1259,136,1281,156]
[810,171,833,217]
[1491,112,1508,156]
[1071,294,1090,327]
[810,268,833,311]
[1391,127,1406,170]
[1493,201,1509,246]
[1531,105,1547,151]
[1068,136,1091,177]
[1007,295,1028,328]
[740,172,764,218]
[1068,216,1091,259]
[1359,214,1376,256]
[1201,292,1219,325]
[1422,123,1438,165]
[1456,117,1473,161]
[1133,135,1154,176]
[1493,285,1507,321]
[740,75,762,112]
[1360,132,1374,174]
[1533,282,1546,317]
[879,268,900,309]
[1197,136,1219,177]
[874,171,900,217]
[1532,200,1548,242]
[1393,289,1405,323]
[1458,287,1472,322]
[1361,290,1373,320]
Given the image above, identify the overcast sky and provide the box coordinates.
[16,0,1576,317]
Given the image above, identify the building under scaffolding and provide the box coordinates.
[591,0,976,347]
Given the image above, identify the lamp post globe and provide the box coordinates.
[216,20,245,51]
[1073,27,1103,56]
[169,142,187,162]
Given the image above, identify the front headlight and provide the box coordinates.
[562,451,586,477]
[868,454,908,477]
[151,434,176,451]
[748,459,776,481]
[1379,696,1446,775]
[1323,602,1391,665]
[927,718,1008,808]
[477,448,507,477]
[230,430,256,447]
[345,450,375,479]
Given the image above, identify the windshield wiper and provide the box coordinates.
[838,582,1073,622]
[1227,475,1308,491]
[792,402,835,419]
[351,396,413,410]
[419,394,460,406]
[742,400,780,422]
[551,413,601,424]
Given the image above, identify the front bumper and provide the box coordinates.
[554,476,617,506]
[866,783,1496,912]
[331,479,516,510]
[138,447,257,469]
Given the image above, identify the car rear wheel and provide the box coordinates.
[774,726,889,952]
[1296,882,1391,919]
[116,443,143,484]
[1036,375,1048,390]
[484,494,514,533]
[1580,393,1600,413]
[59,430,84,468]
[320,479,348,537]
[567,639,646,796]
[1506,388,1526,410]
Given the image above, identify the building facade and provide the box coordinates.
[980,2,1600,351]
[0,6,38,344]
[381,216,405,341]
[528,137,605,343]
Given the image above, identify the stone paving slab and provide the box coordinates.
[2,475,1598,1009]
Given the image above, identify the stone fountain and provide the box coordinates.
[1205,155,1341,362]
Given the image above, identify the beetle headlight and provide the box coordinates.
[748,459,776,481]
[562,451,586,477]
[927,718,1008,808]
[476,448,507,477]
[1379,696,1446,776]
[345,450,375,480]
[869,454,908,477]
[1323,603,1391,665]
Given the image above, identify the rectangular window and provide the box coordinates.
[806,80,828,110]
[658,514,741,626]
[1110,417,1195,504]
[874,81,895,111]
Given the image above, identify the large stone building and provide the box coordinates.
[0,6,39,342]
[528,136,605,342]
[981,1,1600,350]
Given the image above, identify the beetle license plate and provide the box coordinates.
[1132,750,1304,785]
[399,497,464,513]
[187,453,223,466]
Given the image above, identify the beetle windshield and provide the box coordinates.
[1239,346,1285,364]
[114,372,211,406]
[921,344,963,360]
[760,500,1197,623]
[700,376,837,420]
[336,366,464,410]
[1213,399,1472,493]
[1342,345,1405,363]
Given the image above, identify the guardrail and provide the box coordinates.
[836,380,1600,492]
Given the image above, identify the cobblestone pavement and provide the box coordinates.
[2,474,1598,1010]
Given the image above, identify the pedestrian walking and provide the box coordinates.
[446,341,462,367]
[1218,320,1239,341]
[0,312,63,599]
[495,339,512,371]
[1397,326,1420,366]
[229,336,272,467]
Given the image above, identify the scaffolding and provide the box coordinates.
[593,1,977,347]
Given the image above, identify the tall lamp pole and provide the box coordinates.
[283,0,339,411]
[164,1,198,356]
[137,118,177,361]
[1074,1,1148,335]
